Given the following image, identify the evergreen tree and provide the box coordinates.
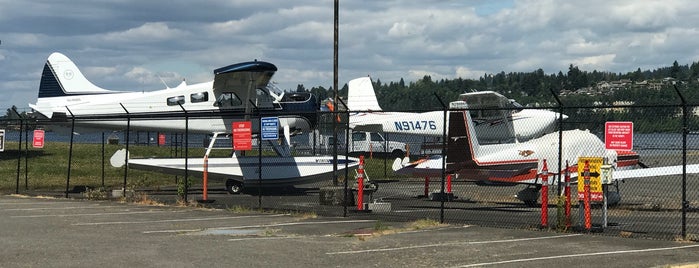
[670,60,680,79]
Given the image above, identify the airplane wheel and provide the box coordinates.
[516,186,540,207]
[225,179,243,194]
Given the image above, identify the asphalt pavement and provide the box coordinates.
[1,193,698,267]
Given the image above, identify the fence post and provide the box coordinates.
[16,119,22,193]
[434,93,448,224]
[549,89,564,196]
[336,97,351,217]
[65,107,76,198]
[13,110,23,195]
[673,84,688,240]
[245,99,262,208]
[120,104,131,200]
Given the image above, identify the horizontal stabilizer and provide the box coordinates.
[613,164,699,180]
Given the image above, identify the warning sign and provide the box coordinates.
[232,121,252,151]
[33,129,45,148]
[577,157,603,202]
[605,121,633,150]
[158,133,166,146]
[261,117,279,141]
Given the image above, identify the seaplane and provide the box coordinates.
[111,132,360,194]
[345,76,567,143]
[29,52,317,136]
[392,109,699,206]
[31,52,359,194]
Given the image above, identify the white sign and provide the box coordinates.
[0,129,4,152]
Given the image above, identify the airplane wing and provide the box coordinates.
[212,61,277,91]
[612,164,699,180]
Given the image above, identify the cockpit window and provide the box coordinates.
[214,93,243,108]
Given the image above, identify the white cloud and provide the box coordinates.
[3,0,699,110]
[455,66,486,80]
[102,22,186,43]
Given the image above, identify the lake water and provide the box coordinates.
[3,128,699,152]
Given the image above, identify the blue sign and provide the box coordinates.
[261,117,279,140]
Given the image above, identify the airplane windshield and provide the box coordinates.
[509,100,523,113]
[264,83,284,102]
[265,83,284,96]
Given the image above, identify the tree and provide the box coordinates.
[670,60,680,79]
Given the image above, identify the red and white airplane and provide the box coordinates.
[392,110,699,205]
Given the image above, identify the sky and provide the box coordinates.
[2,0,699,111]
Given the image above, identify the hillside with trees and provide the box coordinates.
[303,60,699,133]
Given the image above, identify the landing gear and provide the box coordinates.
[516,185,541,207]
[225,179,243,194]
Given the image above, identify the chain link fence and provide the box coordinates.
[1,101,697,241]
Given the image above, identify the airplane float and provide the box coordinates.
[31,52,358,193]
[392,109,699,206]
[111,133,359,194]
[345,76,567,143]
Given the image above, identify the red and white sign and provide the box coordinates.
[605,121,633,150]
[232,121,252,151]
[33,129,45,148]
[157,133,166,146]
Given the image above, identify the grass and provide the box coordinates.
[1,141,211,191]
[0,140,410,193]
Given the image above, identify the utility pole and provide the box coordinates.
[332,0,339,185]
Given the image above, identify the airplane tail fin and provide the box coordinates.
[347,76,382,111]
[38,52,112,98]
[446,110,479,169]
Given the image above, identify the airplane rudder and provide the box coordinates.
[39,52,107,97]
[447,110,477,164]
[347,76,382,112]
